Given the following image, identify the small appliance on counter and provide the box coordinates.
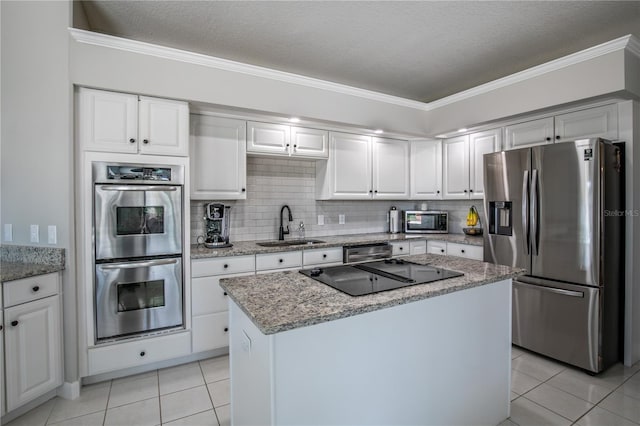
[202,203,232,248]
[404,210,448,234]
[388,206,401,234]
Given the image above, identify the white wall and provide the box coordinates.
[0,1,77,384]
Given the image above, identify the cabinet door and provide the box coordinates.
[372,138,410,199]
[447,243,483,261]
[190,115,247,200]
[442,135,470,199]
[138,96,189,156]
[504,117,554,150]
[469,129,502,200]
[410,140,442,199]
[554,104,618,142]
[427,240,447,255]
[5,296,62,412]
[77,88,138,153]
[247,122,291,155]
[291,127,328,158]
[328,132,372,199]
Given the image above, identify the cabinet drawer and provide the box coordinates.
[427,240,447,255]
[192,312,229,353]
[409,240,427,255]
[447,243,483,261]
[256,251,302,271]
[191,272,253,316]
[88,331,191,376]
[191,255,255,277]
[302,247,343,266]
[391,242,410,256]
[3,273,59,307]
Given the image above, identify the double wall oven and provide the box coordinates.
[93,162,185,342]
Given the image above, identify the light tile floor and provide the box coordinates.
[6,348,640,426]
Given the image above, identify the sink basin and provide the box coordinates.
[256,239,325,247]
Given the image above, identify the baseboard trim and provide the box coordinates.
[57,381,81,400]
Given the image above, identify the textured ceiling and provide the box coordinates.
[78,1,640,103]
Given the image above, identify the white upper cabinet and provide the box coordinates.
[410,140,442,200]
[247,122,328,158]
[78,87,189,156]
[318,132,372,199]
[505,104,619,150]
[247,121,290,155]
[290,126,329,158]
[138,96,189,156]
[469,129,502,199]
[442,135,470,199]
[372,137,410,199]
[554,104,618,142]
[504,117,554,150]
[190,115,247,200]
[443,129,501,200]
[316,133,409,200]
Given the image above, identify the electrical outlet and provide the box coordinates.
[339,214,345,225]
[30,224,40,243]
[317,215,324,226]
[48,225,57,244]
[4,224,13,242]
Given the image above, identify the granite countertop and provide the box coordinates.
[220,253,523,335]
[191,232,484,259]
[1,245,66,282]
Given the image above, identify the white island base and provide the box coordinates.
[229,279,512,426]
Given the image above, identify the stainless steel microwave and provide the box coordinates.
[404,211,448,234]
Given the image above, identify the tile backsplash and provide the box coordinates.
[190,156,485,244]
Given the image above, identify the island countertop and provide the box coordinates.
[220,253,523,335]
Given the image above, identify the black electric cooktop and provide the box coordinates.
[299,258,464,296]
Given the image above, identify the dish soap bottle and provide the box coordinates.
[298,221,305,239]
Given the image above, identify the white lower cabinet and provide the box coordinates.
[88,332,191,376]
[4,273,63,412]
[409,240,427,255]
[390,241,410,256]
[427,240,483,261]
[191,257,256,353]
[256,251,302,273]
[302,247,343,267]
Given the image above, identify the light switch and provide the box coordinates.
[30,224,39,243]
[4,224,13,242]
[317,215,324,226]
[48,225,57,244]
[339,214,345,225]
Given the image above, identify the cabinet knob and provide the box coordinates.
[437,190,440,194]
[555,135,561,140]
[143,139,149,144]
[469,189,473,193]
[285,144,290,148]
[140,351,146,357]
[441,249,445,253]
[11,320,18,327]
[399,247,403,251]
[323,254,327,258]
[224,327,229,332]
[463,189,468,193]
[32,285,40,292]
[294,144,297,148]
[129,138,136,144]
[0,325,3,331]
[374,190,378,193]
[223,264,229,269]
[223,291,228,296]
[279,259,284,263]
[369,190,373,194]
[461,249,465,253]
[241,188,246,192]
[546,137,551,141]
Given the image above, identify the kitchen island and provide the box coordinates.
[220,254,522,426]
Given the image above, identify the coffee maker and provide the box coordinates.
[203,203,232,248]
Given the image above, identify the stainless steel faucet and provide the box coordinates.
[279,205,293,240]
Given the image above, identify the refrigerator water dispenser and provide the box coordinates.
[488,201,513,236]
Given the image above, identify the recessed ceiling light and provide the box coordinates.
[458,128,468,133]
[289,117,301,123]
[374,129,384,134]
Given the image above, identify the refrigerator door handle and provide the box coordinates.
[531,169,539,255]
[522,170,530,254]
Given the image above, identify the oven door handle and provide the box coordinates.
[99,185,179,192]
[99,258,179,269]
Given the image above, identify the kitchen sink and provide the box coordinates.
[256,239,325,247]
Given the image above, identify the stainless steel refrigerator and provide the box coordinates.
[483,138,624,373]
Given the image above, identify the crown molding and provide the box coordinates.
[69,28,637,113]
[68,28,429,111]
[426,34,636,111]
